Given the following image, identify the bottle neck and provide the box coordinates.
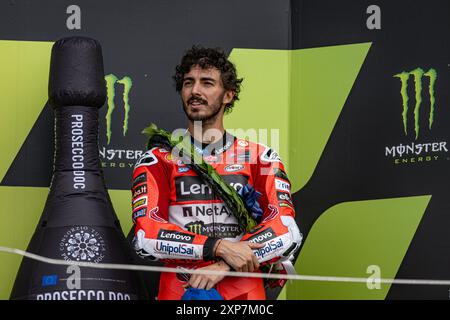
[52,106,103,192]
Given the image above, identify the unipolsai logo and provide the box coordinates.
[100,74,144,169]
[385,67,448,165]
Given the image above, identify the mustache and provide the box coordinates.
[188,96,208,105]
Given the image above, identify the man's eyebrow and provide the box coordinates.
[182,76,216,82]
[200,77,216,82]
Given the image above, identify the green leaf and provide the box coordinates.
[141,123,257,232]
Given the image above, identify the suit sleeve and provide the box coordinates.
[131,148,219,263]
[241,147,303,264]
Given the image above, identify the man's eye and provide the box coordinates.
[183,81,192,87]
[204,82,213,86]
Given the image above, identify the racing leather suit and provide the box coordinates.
[132,132,302,300]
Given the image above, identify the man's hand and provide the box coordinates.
[186,260,230,290]
[214,240,264,272]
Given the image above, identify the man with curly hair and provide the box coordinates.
[132,46,302,300]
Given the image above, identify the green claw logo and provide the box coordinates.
[105,74,133,145]
[394,68,437,140]
[185,222,204,235]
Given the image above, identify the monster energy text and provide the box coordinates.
[385,141,448,165]
[100,74,144,168]
[393,156,440,165]
[185,222,241,238]
[387,67,447,165]
[385,142,448,157]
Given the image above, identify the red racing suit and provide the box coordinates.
[131,132,302,300]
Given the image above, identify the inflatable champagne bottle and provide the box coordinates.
[10,36,148,300]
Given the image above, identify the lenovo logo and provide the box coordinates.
[157,229,194,244]
[175,175,248,201]
[247,228,276,244]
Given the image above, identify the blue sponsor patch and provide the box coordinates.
[178,167,190,173]
[42,275,58,287]
[132,208,147,223]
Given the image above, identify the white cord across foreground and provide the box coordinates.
[1,246,449,286]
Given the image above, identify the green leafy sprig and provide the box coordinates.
[142,123,257,232]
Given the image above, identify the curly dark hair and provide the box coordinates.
[174,46,243,114]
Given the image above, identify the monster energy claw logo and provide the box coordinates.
[394,68,437,140]
[105,74,133,145]
[185,222,204,235]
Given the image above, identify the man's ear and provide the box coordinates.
[223,90,234,105]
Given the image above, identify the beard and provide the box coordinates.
[182,94,225,123]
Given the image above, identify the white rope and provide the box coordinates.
[1,246,449,285]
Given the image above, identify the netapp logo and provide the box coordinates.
[247,228,276,244]
[182,204,231,218]
[157,229,194,244]
[71,114,86,190]
[175,175,248,201]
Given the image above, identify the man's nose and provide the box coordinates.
[191,81,201,95]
